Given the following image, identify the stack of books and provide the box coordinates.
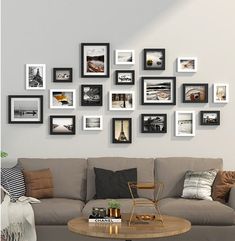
[88,215,122,223]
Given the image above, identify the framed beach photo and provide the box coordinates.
[26,64,46,90]
[213,83,229,103]
[81,43,110,78]
[50,115,75,135]
[8,95,43,124]
[144,48,165,70]
[112,118,132,144]
[109,91,135,111]
[141,114,167,133]
[83,116,103,130]
[115,50,135,65]
[53,68,72,82]
[115,70,135,85]
[200,111,220,126]
[175,111,195,137]
[177,57,197,72]
[81,85,103,106]
[182,83,208,103]
[50,89,76,109]
[141,77,176,105]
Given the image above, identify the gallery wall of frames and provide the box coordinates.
[8,44,229,143]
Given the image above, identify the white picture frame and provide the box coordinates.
[175,111,195,137]
[213,83,229,103]
[83,116,103,130]
[177,57,197,73]
[26,64,46,90]
[109,91,135,111]
[50,89,76,109]
[115,50,135,65]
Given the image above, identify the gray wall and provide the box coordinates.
[1,0,235,170]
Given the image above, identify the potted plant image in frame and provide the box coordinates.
[182,84,208,103]
[144,49,165,70]
[112,118,132,144]
[50,89,76,109]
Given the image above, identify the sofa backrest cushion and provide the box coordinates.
[155,157,223,199]
[86,157,154,200]
[18,158,87,200]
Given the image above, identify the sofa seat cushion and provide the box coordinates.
[32,198,85,225]
[159,198,235,225]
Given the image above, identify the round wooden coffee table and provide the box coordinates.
[68,215,191,241]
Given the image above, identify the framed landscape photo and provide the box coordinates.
[83,116,103,130]
[8,95,43,124]
[200,111,220,126]
[115,70,135,85]
[26,64,46,90]
[144,48,165,70]
[177,57,197,72]
[175,111,195,137]
[213,83,229,103]
[50,89,76,109]
[109,91,135,111]
[81,85,103,106]
[53,68,72,82]
[182,83,208,103]
[50,115,75,135]
[141,77,176,105]
[115,50,135,65]
[112,118,132,144]
[141,114,167,133]
[81,43,110,78]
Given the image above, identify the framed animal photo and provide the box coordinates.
[143,48,165,70]
[115,70,135,85]
[175,111,195,137]
[50,115,75,135]
[141,114,167,133]
[200,111,220,126]
[115,50,135,65]
[213,83,229,103]
[109,91,135,111]
[177,57,197,72]
[50,89,76,109]
[182,83,208,103]
[53,68,72,82]
[81,85,103,106]
[112,118,132,144]
[83,116,103,130]
[26,64,46,90]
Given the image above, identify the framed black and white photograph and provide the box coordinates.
[112,118,132,144]
[115,50,135,65]
[143,48,165,70]
[182,83,208,103]
[115,70,135,85]
[50,115,75,135]
[141,114,167,133]
[141,77,176,105]
[81,43,110,78]
[200,111,220,126]
[50,89,76,109]
[213,83,229,103]
[53,68,72,82]
[177,57,197,72]
[26,64,46,90]
[109,91,135,111]
[83,116,103,130]
[81,85,103,106]
[175,111,195,137]
[8,95,43,124]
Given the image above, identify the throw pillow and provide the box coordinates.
[212,171,235,203]
[23,168,53,199]
[94,167,138,199]
[181,169,218,200]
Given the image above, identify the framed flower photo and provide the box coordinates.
[143,48,165,70]
[50,89,76,109]
[177,57,197,72]
[50,115,76,135]
[141,114,167,133]
[200,111,220,126]
[26,64,46,90]
[182,83,208,103]
[115,50,135,65]
[175,111,195,137]
[112,118,132,144]
[213,83,229,103]
[53,68,73,82]
[83,116,103,130]
[109,91,135,111]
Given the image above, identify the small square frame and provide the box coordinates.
[182,83,208,103]
[141,114,167,133]
[115,50,135,65]
[177,57,197,72]
[115,70,135,85]
[143,48,165,70]
[200,111,220,126]
[81,84,103,106]
[50,89,76,109]
[50,115,76,135]
[83,116,103,130]
[175,111,195,137]
[109,91,135,111]
[53,68,73,82]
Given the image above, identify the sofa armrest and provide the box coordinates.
[228,186,235,210]
[1,189,5,203]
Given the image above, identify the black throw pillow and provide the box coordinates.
[94,167,138,199]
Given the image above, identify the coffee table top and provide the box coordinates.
[68,215,191,240]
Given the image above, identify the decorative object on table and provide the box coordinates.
[213,83,229,103]
[182,83,208,103]
[81,43,110,78]
[92,207,107,218]
[115,50,135,65]
[109,91,135,111]
[1,151,8,158]
[200,111,220,126]
[141,114,167,133]
[50,89,76,109]
[8,95,43,124]
[83,116,103,130]
[112,118,132,144]
[53,68,72,82]
[50,115,76,135]
[81,85,103,106]
[175,111,195,137]
[115,70,135,85]
[143,48,165,70]
[107,200,121,218]
[177,57,197,72]
[25,64,46,90]
[141,77,176,105]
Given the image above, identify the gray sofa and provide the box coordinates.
[18,157,235,241]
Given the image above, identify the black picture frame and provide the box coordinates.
[182,83,208,103]
[141,77,176,105]
[112,118,132,144]
[141,114,167,133]
[50,115,76,135]
[200,111,220,126]
[53,68,73,82]
[81,43,110,78]
[115,70,135,85]
[8,95,43,124]
[81,84,103,106]
[143,48,165,70]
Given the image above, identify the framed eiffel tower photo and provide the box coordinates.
[26,64,46,90]
[112,118,132,144]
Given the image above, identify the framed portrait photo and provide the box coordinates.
[81,43,110,78]
[177,57,197,72]
[81,85,103,106]
[50,89,76,109]
[109,91,135,111]
[53,68,72,82]
[115,50,135,65]
[8,95,43,124]
[112,118,132,144]
[182,83,208,103]
[175,111,195,137]
[83,116,103,130]
[141,77,176,105]
[141,114,167,133]
[213,83,229,103]
[115,70,135,85]
[26,64,46,90]
[144,48,165,70]
[50,115,75,135]
[200,111,220,126]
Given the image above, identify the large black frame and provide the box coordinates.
[50,115,76,135]
[81,84,103,106]
[115,70,135,85]
[200,111,220,126]
[53,68,73,82]
[141,114,167,133]
[112,118,132,144]
[182,83,208,103]
[143,48,165,70]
